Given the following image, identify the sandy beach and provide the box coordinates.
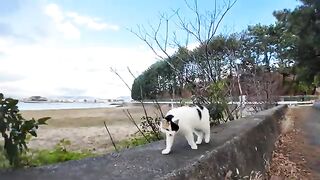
[21,104,171,154]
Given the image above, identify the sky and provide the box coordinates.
[0,0,301,99]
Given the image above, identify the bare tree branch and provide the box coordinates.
[123,109,150,143]
[208,0,238,42]
[110,67,132,91]
[127,67,137,79]
[103,121,118,152]
[110,67,162,140]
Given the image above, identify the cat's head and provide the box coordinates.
[160,114,179,136]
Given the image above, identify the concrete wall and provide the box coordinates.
[163,105,287,179]
[0,105,287,180]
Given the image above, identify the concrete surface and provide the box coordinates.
[305,105,320,146]
[313,101,320,109]
[0,105,287,180]
[302,104,320,177]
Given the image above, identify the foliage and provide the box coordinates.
[131,0,320,128]
[312,74,320,87]
[139,115,162,140]
[0,146,10,168]
[121,102,163,149]
[117,132,162,150]
[274,0,320,83]
[0,139,94,169]
[0,93,50,167]
[131,34,244,101]
[207,80,231,124]
[206,103,225,125]
[131,58,180,100]
[140,116,160,133]
[21,139,93,167]
[295,81,314,95]
[131,0,320,100]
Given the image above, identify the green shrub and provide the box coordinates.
[0,93,50,167]
[20,139,94,167]
[313,74,320,87]
[297,81,313,94]
[207,81,231,124]
[0,146,10,168]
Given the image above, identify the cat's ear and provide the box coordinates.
[165,115,174,122]
[170,121,179,132]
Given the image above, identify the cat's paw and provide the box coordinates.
[204,135,210,143]
[162,149,171,155]
[190,144,198,149]
[196,140,202,144]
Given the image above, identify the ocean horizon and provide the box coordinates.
[18,102,118,111]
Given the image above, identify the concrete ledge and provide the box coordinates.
[313,101,320,109]
[0,105,287,180]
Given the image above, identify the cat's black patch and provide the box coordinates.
[170,121,179,131]
[196,108,202,120]
[165,115,174,122]
[197,105,204,110]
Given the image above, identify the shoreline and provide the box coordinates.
[18,102,120,111]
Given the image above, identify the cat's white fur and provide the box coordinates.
[160,105,210,155]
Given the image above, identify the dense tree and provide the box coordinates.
[130,0,320,124]
[131,34,245,100]
[274,0,320,83]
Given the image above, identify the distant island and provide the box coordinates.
[22,96,48,103]
[20,96,131,105]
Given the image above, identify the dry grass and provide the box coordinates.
[280,112,294,134]
[21,105,169,128]
[21,104,170,154]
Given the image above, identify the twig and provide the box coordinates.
[110,67,161,140]
[153,99,164,118]
[127,67,137,79]
[103,121,118,152]
[110,67,132,91]
[123,109,151,143]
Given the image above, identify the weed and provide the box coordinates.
[118,132,163,150]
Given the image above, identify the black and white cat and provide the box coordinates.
[160,105,210,155]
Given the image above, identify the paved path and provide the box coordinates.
[294,105,320,179]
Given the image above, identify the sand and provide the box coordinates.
[21,104,171,154]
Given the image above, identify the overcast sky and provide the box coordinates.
[0,0,300,99]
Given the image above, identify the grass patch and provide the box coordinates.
[1,132,163,169]
[22,139,94,167]
[117,132,163,150]
[0,139,95,169]
[0,146,10,169]
[21,149,93,167]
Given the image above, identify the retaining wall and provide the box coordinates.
[0,105,287,180]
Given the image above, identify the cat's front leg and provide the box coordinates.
[162,133,175,155]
